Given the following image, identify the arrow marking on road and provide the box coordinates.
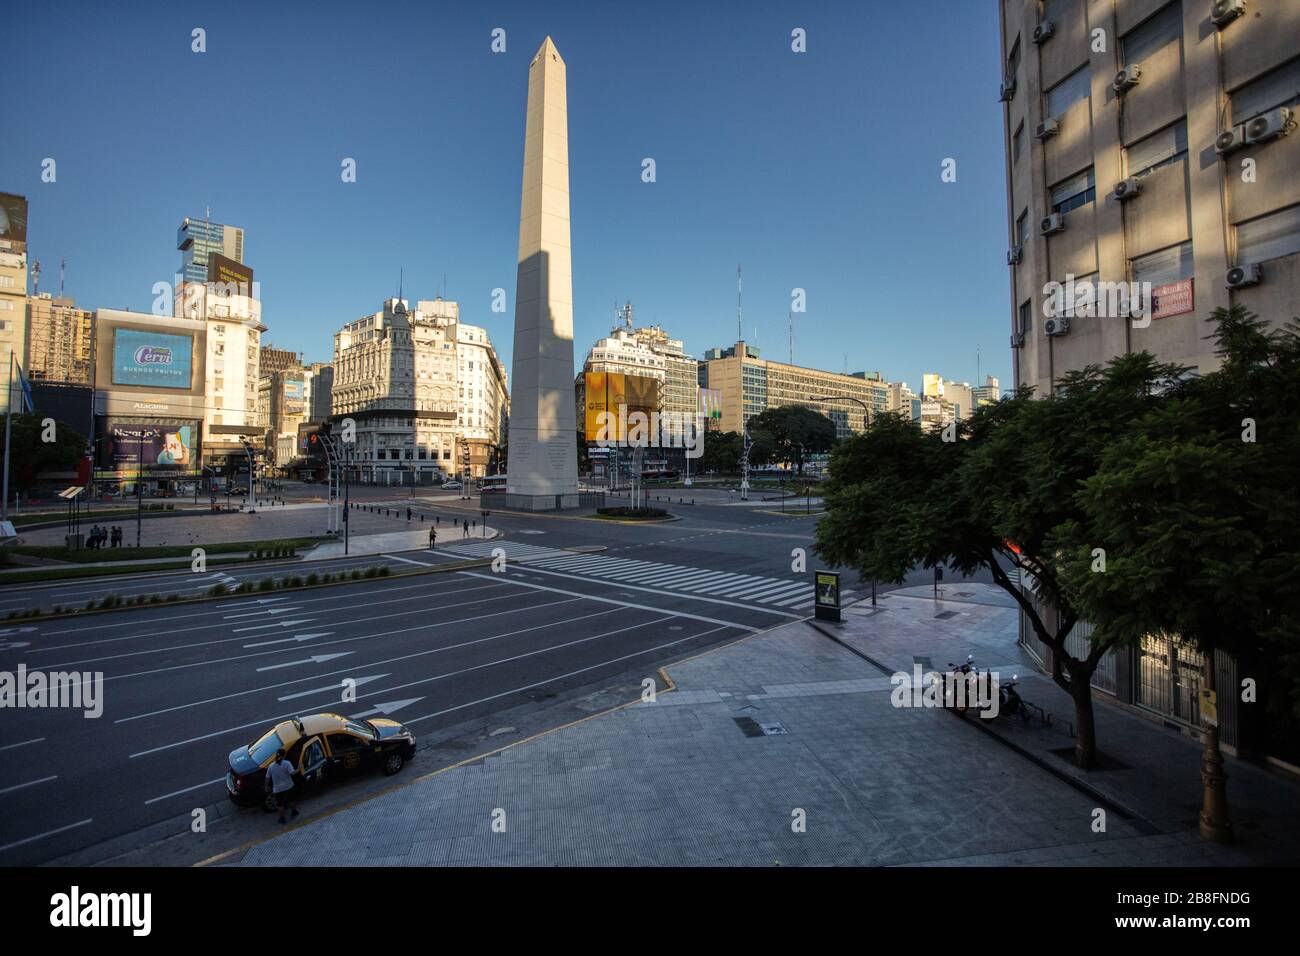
[243,632,335,648]
[350,698,424,718]
[233,618,314,633]
[256,652,353,672]
[224,607,300,620]
[279,674,390,702]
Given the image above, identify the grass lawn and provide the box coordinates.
[4,536,325,564]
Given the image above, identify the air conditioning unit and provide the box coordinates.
[1113,64,1142,94]
[1044,316,1071,336]
[1036,118,1060,140]
[1040,213,1065,235]
[999,73,1017,101]
[1112,177,1142,201]
[1215,126,1247,154]
[1007,246,1023,265]
[1225,263,1262,289]
[1032,21,1055,44]
[1244,107,1293,144]
[1211,0,1246,27]
[1011,330,1026,348]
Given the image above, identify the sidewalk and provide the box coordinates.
[222,586,1300,867]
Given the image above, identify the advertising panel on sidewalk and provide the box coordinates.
[814,570,841,622]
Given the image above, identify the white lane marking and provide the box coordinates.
[279,674,388,702]
[497,566,802,618]
[232,618,314,634]
[31,580,508,652]
[0,818,94,855]
[0,737,44,753]
[0,775,57,796]
[404,623,733,726]
[116,598,599,725]
[350,697,424,718]
[46,584,526,673]
[128,606,659,759]
[255,652,353,672]
[144,777,226,806]
[222,607,300,620]
[382,553,437,566]
[243,632,334,648]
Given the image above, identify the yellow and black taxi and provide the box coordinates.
[226,713,417,811]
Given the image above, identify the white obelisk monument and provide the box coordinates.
[504,36,581,511]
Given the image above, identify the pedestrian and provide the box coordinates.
[462,519,469,539]
[87,525,99,550]
[112,526,121,547]
[428,525,437,549]
[264,748,299,825]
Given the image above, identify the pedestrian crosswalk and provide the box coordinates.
[439,539,854,611]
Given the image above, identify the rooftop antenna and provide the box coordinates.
[736,263,743,342]
[398,267,404,304]
[976,343,982,385]
[31,259,40,296]
[59,258,66,299]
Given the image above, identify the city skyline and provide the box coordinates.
[3,0,1009,393]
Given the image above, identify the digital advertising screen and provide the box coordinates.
[103,422,197,470]
[112,328,194,390]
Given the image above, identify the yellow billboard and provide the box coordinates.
[584,371,658,441]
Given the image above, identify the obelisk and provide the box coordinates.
[505,36,580,510]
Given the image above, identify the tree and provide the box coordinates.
[698,430,744,474]
[1054,307,1300,839]
[6,414,87,492]
[747,406,836,475]
[817,350,1192,769]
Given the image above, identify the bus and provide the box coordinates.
[479,474,507,494]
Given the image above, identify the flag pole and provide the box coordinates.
[3,350,13,522]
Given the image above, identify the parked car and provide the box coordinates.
[227,713,417,811]
[440,479,463,490]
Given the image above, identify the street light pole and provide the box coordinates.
[136,429,143,548]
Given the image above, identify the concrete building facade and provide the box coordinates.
[700,341,889,437]
[25,294,94,385]
[1000,0,1300,396]
[0,193,29,415]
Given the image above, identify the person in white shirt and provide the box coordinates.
[265,748,299,824]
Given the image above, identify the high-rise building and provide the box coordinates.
[331,297,507,483]
[999,0,1300,397]
[998,0,1300,756]
[259,344,300,375]
[25,294,94,384]
[177,217,244,285]
[0,193,29,415]
[455,323,509,478]
[175,266,264,471]
[304,362,333,423]
[699,341,889,437]
[971,375,1001,406]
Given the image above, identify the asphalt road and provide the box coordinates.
[0,489,1004,865]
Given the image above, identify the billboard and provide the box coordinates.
[698,388,723,422]
[207,252,253,295]
[103,422,198,470]
[0,193,28,251]
[112,328,194,390]
[283,376,305,415]
[583,371,658,441]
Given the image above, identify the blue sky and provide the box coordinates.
[5,0,1010,391]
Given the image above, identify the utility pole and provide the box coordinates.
[135,429,143,547]
[2,352,13,522]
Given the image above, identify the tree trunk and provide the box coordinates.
[1070,673,1097,769]
[1198,651,1234,843]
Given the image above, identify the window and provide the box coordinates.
[0,300,12,311]
[1121,3,1181,66]
[0,276,12,287]
[1050,167,1095,214]
[1230,57,1300,124]
[1008,37,1021,79]
[1042,0,1074,23]
[1018,300,1032,334]
[1237,204,1300,264]
[1016,209,1029,247]
[1045,67,1090,119]
[1012,122,1025,163]
[1132,241,1193,286]
[1125,120,1187,176]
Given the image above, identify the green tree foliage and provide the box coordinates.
[747,406,837,475]
[698,430,744,474]
[7,414,87,492]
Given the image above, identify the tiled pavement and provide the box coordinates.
[226,582,1299,866]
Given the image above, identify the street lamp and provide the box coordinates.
[809,394,877,606]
